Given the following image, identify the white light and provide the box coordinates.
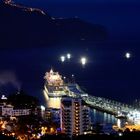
[118,132,123,136]
[41,105,45,111]
[81,57,87,66]
[1,95,7,100]
[117,119,121,128]
[60,56,65,62]
[84,132,87,135]
[72,74,74,77]
[125,52,131,59]
[67,53,71,59]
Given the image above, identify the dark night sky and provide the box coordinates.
[0,0,140,104]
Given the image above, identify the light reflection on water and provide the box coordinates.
[91,109,117,124]
[90,109,126,132]
[91,109,115,132]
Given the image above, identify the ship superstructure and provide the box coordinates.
[43,69,68,98]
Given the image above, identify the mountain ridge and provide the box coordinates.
[0,1,107,48]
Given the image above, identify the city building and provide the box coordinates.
[60,98,91,137]
[0,104,13,117]
[12,109,31,116]
[45,108,60,122]
[0,103,31,117]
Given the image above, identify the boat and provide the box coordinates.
[43,69,87,98]
[43,69,68,98]
[43,69,88,109]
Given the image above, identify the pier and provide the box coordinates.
[82,95,135,116]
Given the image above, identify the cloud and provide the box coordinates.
[0,71,21,90]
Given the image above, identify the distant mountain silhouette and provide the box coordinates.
[0,1,107,48]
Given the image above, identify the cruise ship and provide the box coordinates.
[43,69,68,98]
[43,69,88,108]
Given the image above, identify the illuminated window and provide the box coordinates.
[75,114,79,116]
